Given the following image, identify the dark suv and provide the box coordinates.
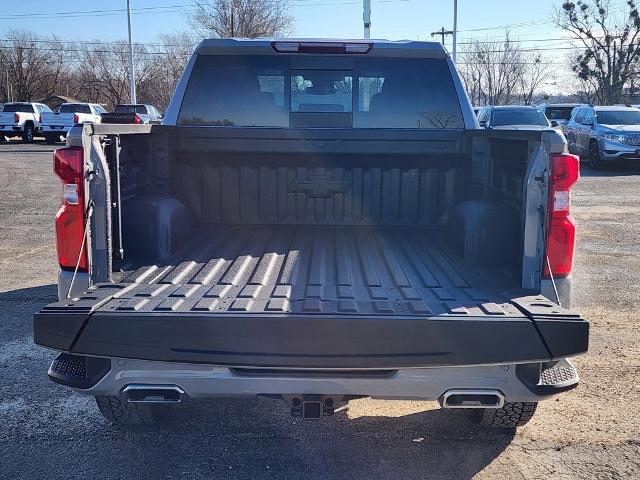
[476,105,556,130]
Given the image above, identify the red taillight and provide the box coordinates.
[543,153,580,279]
[73,113,79,124]
[54,147,87,271]
[133,113,142,124]
[14,113,20,123]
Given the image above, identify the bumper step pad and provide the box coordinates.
[48,353,111,389]
[540,360,579,387]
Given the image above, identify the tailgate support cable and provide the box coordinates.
[66,202,94,299]
[545,255,562,308]
[114,135,124,260]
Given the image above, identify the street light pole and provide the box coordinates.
[452,0,458,62]
[363,0,371,39]
[126,0,137,104]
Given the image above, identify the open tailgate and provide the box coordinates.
[35,284,587,369]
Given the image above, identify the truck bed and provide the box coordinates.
[115,225,518,317]
[35,225,588,368]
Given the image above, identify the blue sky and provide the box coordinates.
[3,0,560,44]
[0,0,595,88]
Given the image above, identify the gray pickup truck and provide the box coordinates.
[34,39,588,429]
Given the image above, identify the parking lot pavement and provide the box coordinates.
[1,142,639,479]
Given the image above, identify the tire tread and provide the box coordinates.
[95,395,158,424]
[471,401,538,429]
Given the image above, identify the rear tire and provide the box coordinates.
[45,133,56,144]
[22,123,34,143]
[95,395,172,425]
[468,401,538,429]
[588,141,603,169]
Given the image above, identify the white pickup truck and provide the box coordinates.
[0,102,52,142]
[41,103,107,143]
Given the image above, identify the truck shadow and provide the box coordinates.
[100,395,515,479]
[0,284,58,336]
[1,284,515,479]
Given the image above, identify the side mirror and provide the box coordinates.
[478,120,487,128]
[583,118,593,126]
[550,120,559,127]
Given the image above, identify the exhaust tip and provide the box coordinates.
[123,384,185,403]
[440,389,505,409]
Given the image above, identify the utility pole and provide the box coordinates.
[363,0,371,39]
[431,26,453,46]
[452,0,458,62]
[126,0,137,104]
[231,5,235,36]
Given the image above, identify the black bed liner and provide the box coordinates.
[34,225,588,368]
[116,225,523,316]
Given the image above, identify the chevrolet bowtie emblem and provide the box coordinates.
[288,175,352,198]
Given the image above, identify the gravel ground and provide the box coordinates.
[1,141,639,479]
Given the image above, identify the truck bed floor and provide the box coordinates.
[113,225,524,317]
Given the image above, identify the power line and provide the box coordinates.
[0,42,599,55]
[0,0,413,20]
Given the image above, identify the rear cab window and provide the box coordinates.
[544,107,575,121]
[59,104,91,114]
[491,108,549,127]
[3,103,34,113]
[115,105,149,114]
[178,55,464,129]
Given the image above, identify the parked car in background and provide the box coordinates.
[563,105,640,168]
[476,105,558,130]
[0,102,52,142]
[538,103,582,127]
[101,104,163,124]
[41,103,107,144]
[34,39,587,429]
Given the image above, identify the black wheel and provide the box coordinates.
[95,395,172,425]
[588,141,603,169]
[45,134,56,144]
[468,402,538,429]
[22,123,34,143]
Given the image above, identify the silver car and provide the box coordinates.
[563,105,640,168]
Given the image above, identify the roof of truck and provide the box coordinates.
[485,105,544,110]
[593,105,639,111]
[195,38,448,58]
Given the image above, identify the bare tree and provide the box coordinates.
[459,33,552,106]
[0,30,67,101]
[72,41,156,109]
[458,34,526,106]
[556,0,640,104]
[518,54,553,105]
[188,0,293,38]
[145,33,195,109]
